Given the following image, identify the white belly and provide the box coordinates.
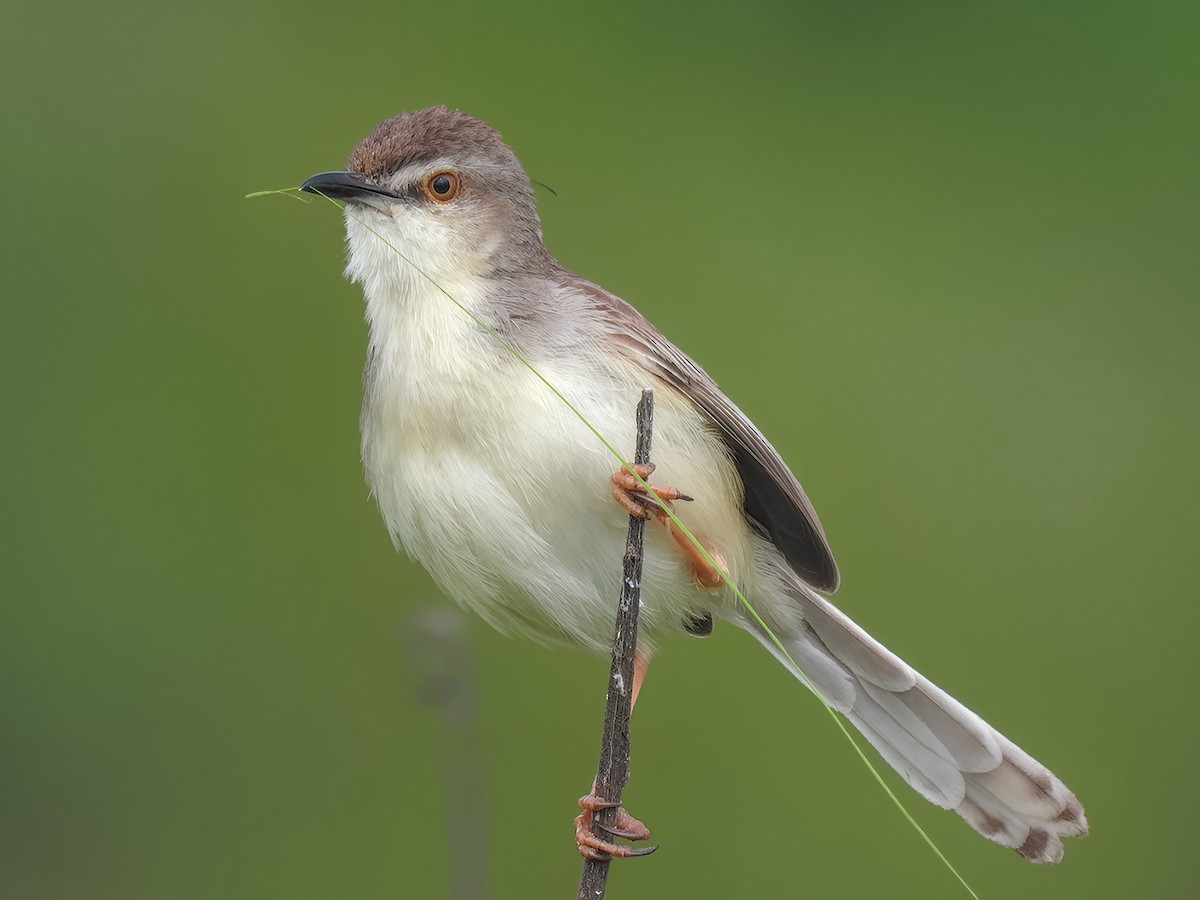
[358,277,753,653]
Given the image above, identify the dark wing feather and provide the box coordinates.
[563,273,841,592]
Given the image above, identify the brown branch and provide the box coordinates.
[577,387,655,900]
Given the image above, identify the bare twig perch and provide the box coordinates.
[576,388,656,900]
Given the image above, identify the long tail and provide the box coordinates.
[752,581,1088,863]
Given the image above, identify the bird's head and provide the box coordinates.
[301,106,551,292]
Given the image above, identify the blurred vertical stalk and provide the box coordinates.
[402,605,489,900]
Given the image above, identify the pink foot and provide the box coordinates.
[574,793,658,861]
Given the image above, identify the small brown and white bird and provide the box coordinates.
[300,105,1087,864]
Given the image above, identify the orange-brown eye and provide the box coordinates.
[422,171,461,202]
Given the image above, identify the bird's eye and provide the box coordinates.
[422,171,461,203]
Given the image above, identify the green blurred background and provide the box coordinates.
[3,2,1197,897]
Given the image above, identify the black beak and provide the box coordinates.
[299,170,398,202]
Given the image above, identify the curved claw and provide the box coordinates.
[594,817,652,841]
[619,843,660,858]
[576,794,657,860]
[578,794,619,813]
[575,817,659,860]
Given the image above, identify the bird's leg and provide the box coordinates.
[610,464,726,587]
[662,519,726,588]
[575,653,659,861]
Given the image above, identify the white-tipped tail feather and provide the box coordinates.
[755,581,1088,863]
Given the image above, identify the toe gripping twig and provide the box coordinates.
[576,388,656,900]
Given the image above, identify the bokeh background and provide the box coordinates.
[3,2,1197,898]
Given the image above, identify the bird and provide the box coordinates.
[299,105,1087,865]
